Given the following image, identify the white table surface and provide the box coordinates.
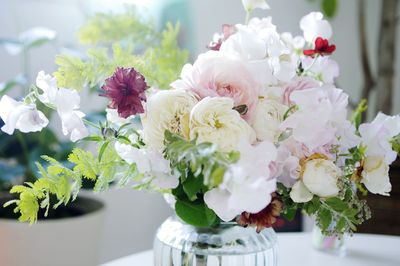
[102,233,400,266]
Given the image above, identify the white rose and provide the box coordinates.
[302,159,340,198]
[241,0,270,12]
[190,97,256,152]
[361,156,391,196]
[300,12,332,43]
[252,99,287,142]
[141,89,198,150]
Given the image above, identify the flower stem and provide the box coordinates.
[83,118,100,130]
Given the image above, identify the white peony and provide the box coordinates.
[361,156,391,196]
[359,113,400,165]
[114,142,179,189]
[300,12,332,43]
[204,140,277,221]
[302,159,340,198]
[141,89,198,150]
[0,95,48,134]
[252,99,287,142]
[189,97,256,152]
[242,0,270,12]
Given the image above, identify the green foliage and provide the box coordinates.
[321,0,338,18]
[175,199,218,227]
[351,99,368,130]
[54,12,188,91]
[68,149,99,180]
[78,10,158,46]
[390,134,400,155]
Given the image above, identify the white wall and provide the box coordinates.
[0,0,399,264]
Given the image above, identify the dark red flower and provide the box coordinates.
[101,67,147,118]
[207,24,236,51]
[237,193,283,233]
[303,37,336,57]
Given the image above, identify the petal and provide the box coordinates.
[290,180,313,203]
[204,188,239,222]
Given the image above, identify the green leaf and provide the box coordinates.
[319,208,332,230]
[325,197,347,212]
[80,135,103,142]
[98,140,111,162]
[321,0,338,18]
[182,175,206,201]
[175,199,218,227]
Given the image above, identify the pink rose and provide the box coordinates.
[283,77,319,105]
[171,51,260,121]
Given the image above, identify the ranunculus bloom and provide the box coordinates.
[304,37,336,57]
[189,97,256,152]
[283,77,319,105]
[141,89,198,150]
[0,95,49,134]
[101,67,147,118]
[171,51,260,121]
[300,12,332,43]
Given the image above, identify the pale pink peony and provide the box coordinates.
[171,51,260,121]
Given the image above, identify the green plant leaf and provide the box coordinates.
[321,0,338,18]
[182,174,206,201]
[175,199,218,227]
[325,197,347,212]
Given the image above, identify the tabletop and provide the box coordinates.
[101,232,400,266]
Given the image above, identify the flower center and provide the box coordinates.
[120,84,130,96]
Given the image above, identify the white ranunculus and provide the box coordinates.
[359,113,400,165]
[141,89,198,150]
[302,159,340,197]
[361,156,391,196]
[36,71,58,104]
[290,180,313,203]
[300,12,332,43]
[204,140,277,221]
[189,97,256,152]
[242,0,270,12]
[0,95,48,134]
[114,142,178,189]
[252,99,287,142]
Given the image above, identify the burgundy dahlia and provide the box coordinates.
[101,67,147,118]
[237,193,283,233]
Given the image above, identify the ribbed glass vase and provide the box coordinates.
[153,216,278,266]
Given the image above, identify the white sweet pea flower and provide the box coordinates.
[302,56,339,84]
[58,111,89,142]
[190,97,256,152]
[0,95,48,134]
[300,12,332,43]
[114,142,178,189]
[36,71,58,104]
[290,180,313,203]
[272,145,300,187]
[281,32,305,51]
[204,140,277,221]
[302,158,340,198]
[141,89,198,150]
[361,156,391,196]
[242,0,270,12]
[106,108,134,126]
[252,99,287,142]
[359,113,400,165]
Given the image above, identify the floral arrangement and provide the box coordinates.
[2,0,400,236]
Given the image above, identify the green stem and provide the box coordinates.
[83,118,100,130]
[245,11,251,25]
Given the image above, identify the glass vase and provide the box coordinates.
[311,223,346,256]
[153,216,278,266]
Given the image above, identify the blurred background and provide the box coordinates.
[0,0,399,265]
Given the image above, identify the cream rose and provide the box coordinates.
[361,156,391,196]
[190,97,256,152]
[252,99,287,142]
[302,159,340,198]
[141,89,198,150]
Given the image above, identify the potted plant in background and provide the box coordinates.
[1,1,400,266]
